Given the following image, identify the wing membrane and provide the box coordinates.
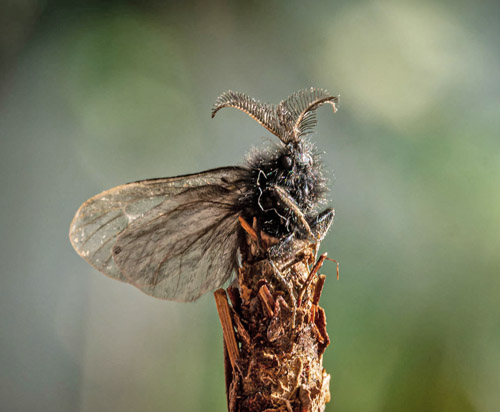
[69,167,248,300]
[113,185,241,301]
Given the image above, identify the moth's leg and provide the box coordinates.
[269,185,315,241]
[308,208,335,241]
[269,260,297,328]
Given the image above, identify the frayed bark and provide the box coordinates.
[215,219,332,412]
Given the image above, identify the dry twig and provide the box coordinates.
[215,221,333,412]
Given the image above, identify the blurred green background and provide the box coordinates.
[1,1,499,411]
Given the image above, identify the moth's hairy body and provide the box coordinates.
[242,139,327,239]
[69,88,338,301]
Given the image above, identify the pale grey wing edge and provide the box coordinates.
[69,166,248,283]
[113,185,242,302]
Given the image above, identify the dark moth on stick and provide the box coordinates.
[69,88,338,301]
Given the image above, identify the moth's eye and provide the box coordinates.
[280,155,293,170]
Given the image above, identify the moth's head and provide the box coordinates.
[275,138,325,207]
[279,140,314,173]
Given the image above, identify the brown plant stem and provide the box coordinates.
[215,219,332,412]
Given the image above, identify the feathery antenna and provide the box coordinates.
[212,88,338,144]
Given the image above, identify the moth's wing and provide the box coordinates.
[69,167,247,294]
[112,184,243,301]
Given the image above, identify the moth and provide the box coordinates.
[69,88,338,302]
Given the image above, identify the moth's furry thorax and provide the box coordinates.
[241,139,328,238]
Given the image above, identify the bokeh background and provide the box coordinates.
[1,1,499,411]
